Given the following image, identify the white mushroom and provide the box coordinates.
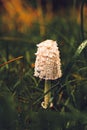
[34,40,62,109]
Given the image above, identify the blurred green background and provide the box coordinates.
[0,0,87,130]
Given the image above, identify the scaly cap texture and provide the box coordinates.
[34,40,62,80]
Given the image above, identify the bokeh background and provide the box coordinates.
[0,0,87,130]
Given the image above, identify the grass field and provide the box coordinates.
[0,2,87,129]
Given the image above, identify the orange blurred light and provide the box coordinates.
[2,0,38,32]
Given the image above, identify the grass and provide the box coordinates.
[0,9,87,129]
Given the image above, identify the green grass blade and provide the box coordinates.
[61,40,87,82]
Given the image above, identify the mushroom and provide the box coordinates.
[34,40,62,109]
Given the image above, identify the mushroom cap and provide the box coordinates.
[34,40,62,80]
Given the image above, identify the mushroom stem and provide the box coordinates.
[41,80,52,109]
